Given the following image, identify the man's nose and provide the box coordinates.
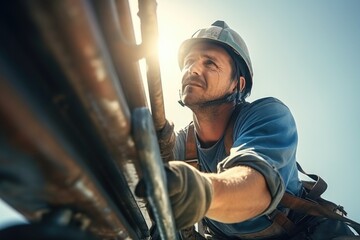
[188,61,202,76]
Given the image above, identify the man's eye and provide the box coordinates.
[205,60,216,67]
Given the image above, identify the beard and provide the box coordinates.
[180,87,236,108]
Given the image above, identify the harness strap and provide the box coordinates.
[296,162,327,200]
[185,123,198,168]
[281,192,360,235]
[268,209,296,235]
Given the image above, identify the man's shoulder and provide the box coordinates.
[241,97,290,114]
[235,97,294,127]
[247,96,287,107]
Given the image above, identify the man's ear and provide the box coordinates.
[239,76,246,92]
[232,76,246,92]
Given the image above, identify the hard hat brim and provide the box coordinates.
[178,38,234,69]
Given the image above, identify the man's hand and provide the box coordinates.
[166,161,213,229]
[136,161,213,230]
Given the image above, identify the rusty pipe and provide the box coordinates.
[137,0,175,163]
[0,76,137,240]
[89,0,149,111]
[1,0,150,238]
[138,0,167,131]
[26,0,150,237]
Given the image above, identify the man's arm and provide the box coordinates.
[136,160,276,230]
[206,165,271,223]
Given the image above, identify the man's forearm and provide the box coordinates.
[205,165,271,223]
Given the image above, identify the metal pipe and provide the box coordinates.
[132,107,178,240]
[89,0,149,111]
[1,0,177,238]
[137,0,175,163]
[1,0,152,238]
[26,1,150,237]
[138,0,167,131]
[0,76,137,239]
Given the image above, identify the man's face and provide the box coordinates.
[180,42,237,107]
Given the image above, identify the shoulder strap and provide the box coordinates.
[296,162,327,201]
[279,162,360,235]
[185,123,197,160]
[184,123,199,168]
[280,192,360,235]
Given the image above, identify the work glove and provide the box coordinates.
[136,161,213,230]
[156,120,176,162]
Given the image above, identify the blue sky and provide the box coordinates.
[1,0,360,229]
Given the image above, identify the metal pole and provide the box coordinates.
[0,76,137,240]
[138,0,167,131]
[27,0,151,237]
[132,107,178,240]
[90,0,149,111]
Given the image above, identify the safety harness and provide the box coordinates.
[183,105,360,239]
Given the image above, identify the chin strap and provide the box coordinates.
[178,89,186,106]
[178,91,239,107]
[199,92,237,107]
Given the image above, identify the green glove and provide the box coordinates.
[135,161,213,230]
[165,161,213,230]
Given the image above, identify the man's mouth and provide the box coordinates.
[186,82,203,88]
[183,76,205,89]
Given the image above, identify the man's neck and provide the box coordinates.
[192,103,235,148]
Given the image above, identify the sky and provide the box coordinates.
[1,0,360,229]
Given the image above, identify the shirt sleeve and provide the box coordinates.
[217,97,299,215]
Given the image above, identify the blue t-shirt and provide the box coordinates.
[174,97,302,238]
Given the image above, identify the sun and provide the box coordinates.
[158,37,177,68]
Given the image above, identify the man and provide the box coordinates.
[136,20,358,239]
[167,20,301,239]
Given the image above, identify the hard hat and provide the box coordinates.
[178,20,253,98]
